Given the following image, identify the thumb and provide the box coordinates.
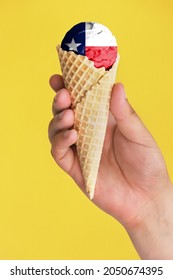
[110,83,153,146]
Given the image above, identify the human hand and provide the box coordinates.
[48,74,173,259]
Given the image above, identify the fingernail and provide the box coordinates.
[63,130,70,138]
[59,111,65,120]
[122,86,127,99]
[54,89,62,102]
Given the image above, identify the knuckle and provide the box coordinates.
[50,136,64,165]
[50,145,60,165]
[50,137,59,157]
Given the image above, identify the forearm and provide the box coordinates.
[126,182,173,259]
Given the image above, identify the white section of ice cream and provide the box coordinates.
[85,22,117,46]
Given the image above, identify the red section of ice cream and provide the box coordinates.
[85,46,117,69]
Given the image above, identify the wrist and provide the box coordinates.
[126,181,173,259]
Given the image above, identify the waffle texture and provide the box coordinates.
[57,46,119,199]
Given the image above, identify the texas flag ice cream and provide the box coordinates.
[61,22,118,69]
[57,22,119,199]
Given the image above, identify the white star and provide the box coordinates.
[65,38,81,52]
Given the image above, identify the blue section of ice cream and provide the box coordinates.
[61,22,85,55]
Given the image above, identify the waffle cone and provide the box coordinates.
[57,46,119,199]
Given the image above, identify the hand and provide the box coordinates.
[48,74,173,259]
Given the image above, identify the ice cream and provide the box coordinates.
[57,22,119,199]
[61,22,118,69]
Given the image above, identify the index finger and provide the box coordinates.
[49,74,64,93]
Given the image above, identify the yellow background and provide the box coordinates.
[0,0,173,259]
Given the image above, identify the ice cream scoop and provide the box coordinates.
[61,22,118,69]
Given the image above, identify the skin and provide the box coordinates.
[48,74,173,259]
